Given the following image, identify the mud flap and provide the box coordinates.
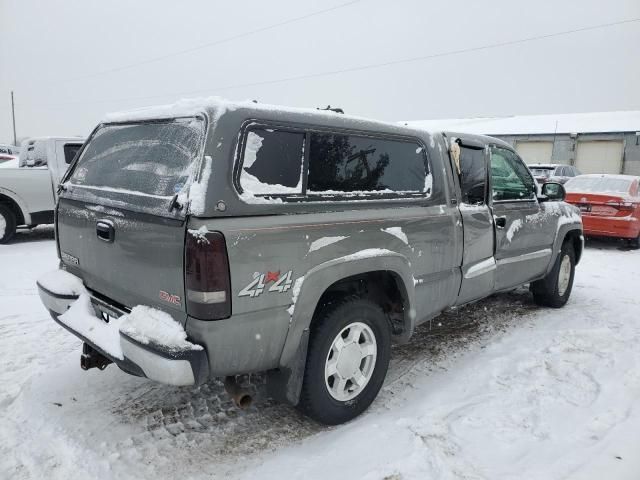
[266,328,309,405]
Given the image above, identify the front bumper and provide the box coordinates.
[37,282,209,386]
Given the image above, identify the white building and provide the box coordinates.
[407,111,640,175]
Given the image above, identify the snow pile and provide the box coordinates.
[382,227,408,245]
[189,155,212,215]
[242,131,263,169]
[424,172,433,195]
[119,306,203,352]
[238,190,284,204]
[341,248,396,261]
[104,97,234,123]
[188,225,210,244]
[240,170,299,195]
[40,269,201,356]
[38,269,87,296]
[506,218,523,242]
[287,276,305,316]
[308,236,347,252]
[58,295,125,360]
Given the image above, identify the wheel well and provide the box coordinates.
[564,229,583,264]
[312,271,408,336]
[0,194,24,225]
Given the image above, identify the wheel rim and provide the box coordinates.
[557,254,572,296]
[325,322,377,402]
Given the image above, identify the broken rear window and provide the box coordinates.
[69,118,205,197]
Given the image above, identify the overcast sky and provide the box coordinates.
[0,0,639,143]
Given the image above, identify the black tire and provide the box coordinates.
[298,298,391,425]
[629,234,640,250]
[0,204,17,244]
[530,241,575,308]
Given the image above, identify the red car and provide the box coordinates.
[565,174,640,247]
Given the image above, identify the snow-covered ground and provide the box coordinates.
[2,228,640,479]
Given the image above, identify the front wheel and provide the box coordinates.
[0,204,17,244]
[531,241,575,308]
[298,298,391,425]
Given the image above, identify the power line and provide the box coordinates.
[59,0,362,83]
[18,16,640,110]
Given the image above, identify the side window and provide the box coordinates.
[555,166,566,176]
[307,133,429,195]
[22,142,48,168]
[239,128,305,195]
[490,147,536,201]
[64,143,82,165]
[459,146,486,205]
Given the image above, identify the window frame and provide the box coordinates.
[63,143,83,165]
[489,145,537,205]
[233,120,433,203]
[458,143,489,206]
[235,123,308,197]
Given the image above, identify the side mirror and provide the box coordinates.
[539,182,566,202]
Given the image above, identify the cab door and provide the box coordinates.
[455,140,496,305]
[489,146,553,290]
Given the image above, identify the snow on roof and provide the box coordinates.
[404,111,640,135]
[21,136,84,145]
[103,96,433,135]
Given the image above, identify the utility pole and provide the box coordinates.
[11,91,17,146]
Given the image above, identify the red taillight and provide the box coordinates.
[185,230,231,320]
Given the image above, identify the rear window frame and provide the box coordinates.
[61,115,209,217]
[233,119,433,203]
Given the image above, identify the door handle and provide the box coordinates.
[96,220,115,243]
[494,216,507,229]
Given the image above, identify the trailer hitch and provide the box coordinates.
[80,342,112,371]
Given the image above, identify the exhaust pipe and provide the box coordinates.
[224,376,253,409]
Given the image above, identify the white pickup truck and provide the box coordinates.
[0,136,84,243]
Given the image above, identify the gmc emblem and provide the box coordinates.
[159,290,181,305]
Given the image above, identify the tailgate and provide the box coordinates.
[56,117,207,323]
[57,198,187,321]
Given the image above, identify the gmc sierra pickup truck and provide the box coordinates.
[37,99,583,425]
[0,136,84,242]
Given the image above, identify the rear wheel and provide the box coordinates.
[0,204,17,244]
[298,298,391,425]
[629,233,640,249]
[531,241,575,308]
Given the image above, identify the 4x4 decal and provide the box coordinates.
[239,270,293,298]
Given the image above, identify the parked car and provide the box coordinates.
[565,174,640,247]
[36,99,583,425]
[0,144,20,156]
[0,136,84,243]
[529,163,581,185]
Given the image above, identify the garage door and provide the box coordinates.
[515,141,554,164]
[575,141,624,174]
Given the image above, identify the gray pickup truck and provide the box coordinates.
[37,99,583,425]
